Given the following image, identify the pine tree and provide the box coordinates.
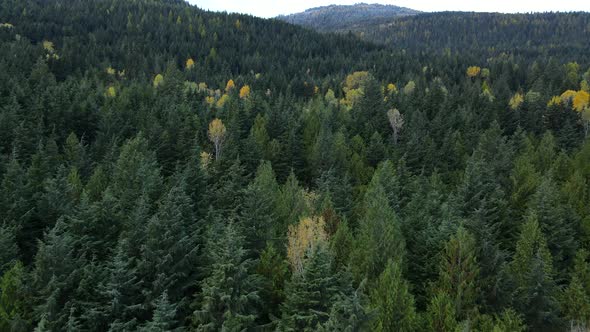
[192,222,260,331]
[561,249,590,329]
[528,177,578,273]
[139,183,199,319]
[351,171,405,282]
[241,161,280,256]
[426,291,457,332]
[0,225,18,273]
[370,260,417,332]
[142,291,180,332]
[279,244,340,331]
[318,277,371,332]
[256,244,289,326]
[509,213,561,330]
[0,261,30,331]
[435,226,479,321]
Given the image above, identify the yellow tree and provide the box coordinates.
[239,85,251,99]
[225,79,235,92]
[287,216,327,274]
[573,90,590,112]
[466,66,481,78]
[509,92,524,110]
[185,58,195,70]
[153,74,164,88]
[208,119,227,160]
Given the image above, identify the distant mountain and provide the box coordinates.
[278,3,420,32]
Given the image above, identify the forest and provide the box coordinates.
[0,0,590,330]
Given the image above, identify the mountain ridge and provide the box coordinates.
[278,3,420,31]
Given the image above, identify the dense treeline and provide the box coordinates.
[332,12,590,62]
[279,3,419,32]
[1,0,590,331]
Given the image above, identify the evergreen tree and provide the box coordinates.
[351,170,405,282]
[241,161,280,256]
[509,213,561,330]
[370,260,417,331]
[426,291,457,332]
[279,244,340,331]
[138,183,199,319]
[528,177,578,273]
[0,261,30,331]
[318,278,371,332]
[434,226,479,321]
[142,291,181,332]
[192,222,260,331]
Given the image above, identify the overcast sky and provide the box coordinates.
[188,0,590,18]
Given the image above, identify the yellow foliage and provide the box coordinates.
[239,85,251,99]
[118,70,126,78]
[198,82,208,92]
[200,151,212,168]
[547,96,562,107]
[216,94,230,108]
[0,23,14,29]
[106,86,116,98]
[185,58,195,70]
[509,92,524,110]
[560,90,577,102]
[313,86,319,95]
[106,67,116,75]
[287,216,327,274]
[255,73,261,80]
[153,74,164,88]
[208,119,227,139]
[387,83,397,94]
[467,66,481,78]
[42,40,55,52]
[403,80,416,95]
[342,71,371,108]
[235,19,242,30]
[225,79,235,92]
[573,90,590,112]
[208,118,227,160]
[344,71,370,92]
[205,96,215,107]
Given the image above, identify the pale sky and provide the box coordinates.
[189,0,590,18]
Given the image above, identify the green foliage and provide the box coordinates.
[0,0,589,329]
[279,244,341,331]
[192,222,260,331]
[370,260,417,331]
[435,226,479,321]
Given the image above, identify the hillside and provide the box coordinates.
[278,3,420,31]
[1,0,590,331]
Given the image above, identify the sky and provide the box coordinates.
[189,0,590,18]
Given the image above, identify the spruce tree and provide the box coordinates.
[435,226,479,321]
[241,161,280,256]
[370,260,417,332]
[509,213,561,330]
[192,222,260,331]
[279,244,340,331]
[142,292,180,332]
[351,170,405,282]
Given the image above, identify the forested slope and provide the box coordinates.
[278,3,420,31]
[0,0,590,331]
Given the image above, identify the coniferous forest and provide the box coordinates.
[1,0,590,330]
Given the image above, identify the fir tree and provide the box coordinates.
[192,222,260,331]
[370,260,417,332]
